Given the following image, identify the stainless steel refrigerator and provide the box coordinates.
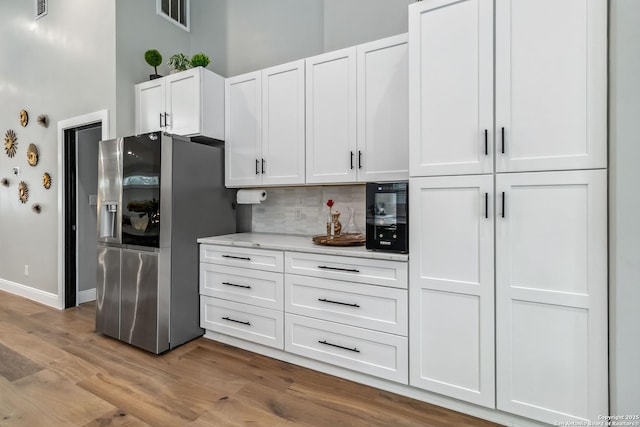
[96,132,236,353]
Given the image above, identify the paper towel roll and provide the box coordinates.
[236,189,267,204]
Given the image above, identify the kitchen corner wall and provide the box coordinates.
[252,185,366,236]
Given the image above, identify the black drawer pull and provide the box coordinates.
[222,282,252,289]
[318,340,360,353]
[222,316,251,326]
[222,255,251,261]
[501,127,505,154]
[358,150,363,169]
[255,159,259,175]
[484,129,488,155]
[318,265,360,273]
[484,192,489,219]
[350,151,354,169]
[318,298,360,308]
[501,191,506,218]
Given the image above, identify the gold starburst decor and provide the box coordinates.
[18,181,29,203]
[4,129,17,157]
[27,144,39,166]
[19,110,29,127]
[43,172,52,189]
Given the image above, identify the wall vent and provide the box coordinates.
[35,0,47,20]
[157,0,190,32]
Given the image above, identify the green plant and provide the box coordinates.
[167,53,191,72]
[144,49,162,75]
[190,52,210,68]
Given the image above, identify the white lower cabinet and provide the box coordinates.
[200,296,283,349]
[409,175,495,408]
[409,170,608,421]
[495,170,608,424]
[285,314,408,383]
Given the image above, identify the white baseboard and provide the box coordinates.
[0,278,62,309]
[78,288,96,304]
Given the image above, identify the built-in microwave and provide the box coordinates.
[365,181,408,253]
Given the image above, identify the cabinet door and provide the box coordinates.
[357,34,409,182]
[409,175,495,408]
[225,72,262,187]
[306,47,357,184]
[409,0,493,177]
[135,78,165,135]
[166,68,202,136]
[262,60,306,185]
[495,170,608,423]
[495,0,607,172]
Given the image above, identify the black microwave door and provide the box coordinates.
[121,133,161,247]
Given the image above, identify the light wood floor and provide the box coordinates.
[0,290,501,426]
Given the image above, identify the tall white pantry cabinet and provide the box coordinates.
[408,0,607,425]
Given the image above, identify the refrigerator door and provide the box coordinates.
[97,138,123,244]
[120,248,161,353]
[122,132,162,248]
[96,245,121,338]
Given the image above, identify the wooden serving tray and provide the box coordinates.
[312,234,366,246]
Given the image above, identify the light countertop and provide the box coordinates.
[197,233,409,262]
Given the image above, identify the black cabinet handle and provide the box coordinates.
[485,192,489,219]
[159,113,163,128]
[318,340,360,353]
[350,151,354,169]
[222,255,252,261]
[318,298,360,308]
[318,265,360,273]
[501,191,505,218]
[358,150,363,169]
[255,159,259,175]
[484,129,488,156]
[222,316,251,326]
[165,113,170,127]
[501,127,505,154]
[261,159,265,174]
[222,282,252,289]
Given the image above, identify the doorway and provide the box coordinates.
[58,110,109,310]
[63,125,102,308]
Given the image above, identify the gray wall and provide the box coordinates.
[609,0,640,415]
[0,0,116,296]
[323,0,412,51]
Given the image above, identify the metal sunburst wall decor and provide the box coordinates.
[19,110,29,127]
[27,143,39,166]
[18,181,29,203]
[42,172,52,189]
[4,129,17,157]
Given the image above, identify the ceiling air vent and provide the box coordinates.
[35,0,47,20]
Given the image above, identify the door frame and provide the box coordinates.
[57,110,110,309]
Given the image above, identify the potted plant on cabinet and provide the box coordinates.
[144,49,163,80]
[190,53,211,68]
[167,53,191,73]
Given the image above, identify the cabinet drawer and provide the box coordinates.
[285,275,407,335]
[285,314,408,383]
[200,264,283,310]
[200,244,284,272]
[285,252,408,288]
[200,296,283,349]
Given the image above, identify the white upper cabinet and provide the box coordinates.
[225,61,306,188]
[305,47,358,184]
[261,60,306,186]
[306,35,410,184]
[495,0,607,172]
[410,0,607,177]
[135,67,224,140]
[357,34,409,182]
[225,71,262,188]
[409,0,494,177]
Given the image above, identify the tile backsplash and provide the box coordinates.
[251,185,366,236]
